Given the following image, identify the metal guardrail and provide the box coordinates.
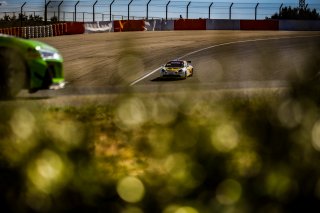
[0,0,319,24]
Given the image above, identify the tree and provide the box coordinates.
[18,13,28,21]
[50,16,58,22]
[270,6,320,20]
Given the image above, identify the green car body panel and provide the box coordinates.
[0,34,64,92]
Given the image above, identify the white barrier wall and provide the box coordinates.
[85,21,114,33]
[144,20,158,31]
[160,20,175,31]
[206,20,241,30]
[145,20,174,31]
[279,20,320,31]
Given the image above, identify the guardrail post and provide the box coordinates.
[20,2,26,27]
[229,2,233,20]
[58,1,63,22]
[128,0,133,20]
[93,0,98,22]
[166,1,170,20]
[146,0,151,20]
[255,3,259,20]
[74,1,79,22]
[209,2,213,19]
[186,1,191,19]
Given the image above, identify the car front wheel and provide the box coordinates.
[0,48,27,99]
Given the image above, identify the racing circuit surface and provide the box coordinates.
[13,30,320,100]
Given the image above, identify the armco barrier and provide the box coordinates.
[114,20,145,32]
[65,22,85,35]
[240,20,279,30]
[279,20,320,31]
[206,19,240,30]
[174,19,206,30]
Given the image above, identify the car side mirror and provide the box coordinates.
[187,61,191,64]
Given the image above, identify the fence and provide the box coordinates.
[1,0,320,25]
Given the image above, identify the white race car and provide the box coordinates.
[160,60,193,79]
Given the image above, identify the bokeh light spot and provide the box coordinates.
[211,124,239,152]
[164,153,188,175]
[216,179,242,205]
[311,120,320,151]
[265,171,298,200]
[150,97,178,125]
[121,206,144,213]
[116,98,147,129]
[117,176,145,203]
[278,99,303,128]
[27,150,68,194]
[10,108,35,139]
[46,120,84,151]
[175,206,198,213]
[231,151,262,177]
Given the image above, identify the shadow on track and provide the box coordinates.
[151,77,186,82]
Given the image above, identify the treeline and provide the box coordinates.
[270,6,320,20]
[0,13,58,28]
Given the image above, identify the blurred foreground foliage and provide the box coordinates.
[2,82,320,213]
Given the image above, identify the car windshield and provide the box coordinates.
[165,61,184,68]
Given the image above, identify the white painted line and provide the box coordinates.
[130,35,320,86]
[130,67,162,86]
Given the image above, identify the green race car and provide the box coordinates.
[0,34,65,99]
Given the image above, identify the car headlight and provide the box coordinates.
[36,46,62,60]
[178,69,183,73]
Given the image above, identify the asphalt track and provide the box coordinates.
[12,31,320,100]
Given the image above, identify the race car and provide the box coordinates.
[0,34,65,99]
[160,60,193,79]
